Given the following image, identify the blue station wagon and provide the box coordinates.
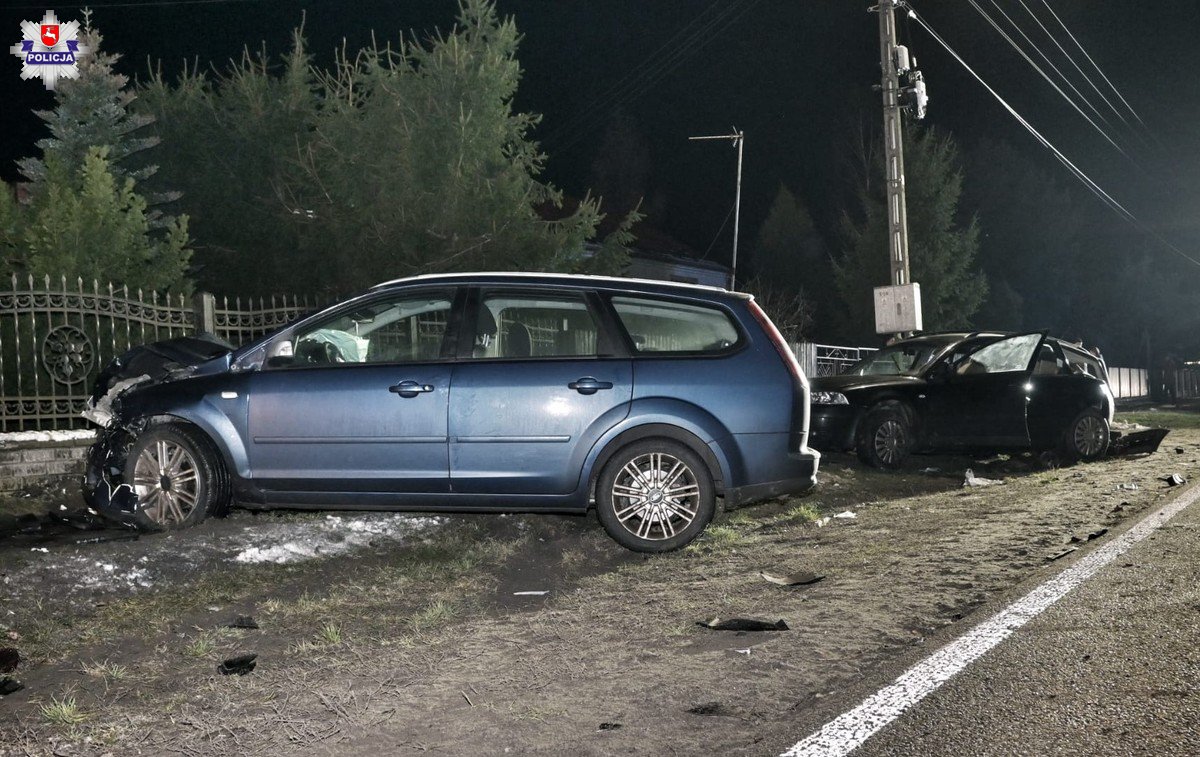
[83,273,820,551]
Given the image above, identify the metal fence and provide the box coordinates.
[0,275,323,431]
[792,342,877,378]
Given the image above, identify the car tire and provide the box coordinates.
[1059,407,1110,464]
[855,403,913,470]
[122,424,225,531]
[595,440,716,553]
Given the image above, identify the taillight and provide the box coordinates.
[748,300,807,387]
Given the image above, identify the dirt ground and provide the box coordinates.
[2,407,1198,756]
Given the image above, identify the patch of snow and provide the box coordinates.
[233,513,444,564]
[0,428,95,446]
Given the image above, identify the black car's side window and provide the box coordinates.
[469,292,600,359]
[285,291,455,366]
[955,333,1042,376]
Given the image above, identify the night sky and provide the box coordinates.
[2,0,1198,281]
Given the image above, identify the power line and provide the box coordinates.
[986,0,1119,137]
[965,0,1129,160]
[906,6,1200,270]
[1035,0,1147,128]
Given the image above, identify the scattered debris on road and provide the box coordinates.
[833,510,857,520]
[963,469,1003,487]
[598,722,623,731]
[217,653,257,676]
[1046,546,1078,562]
[698,617,789,632]
[1163,473,1187,487]
[1071,527,1109,543]
[760,571,824,587]
[512,590,549,596]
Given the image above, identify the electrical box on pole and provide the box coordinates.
[874,283,923,334]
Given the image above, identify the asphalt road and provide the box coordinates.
[791,481,1200,757]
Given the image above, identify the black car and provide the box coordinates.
[808,332,1114,469]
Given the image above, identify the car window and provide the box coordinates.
[956,333,1041,375]
[470,292,600,359]
[1032,343,1067,375]
[1062,347,1105,379]
[288,291,454,365]
[849,343,943,376]
[610,296,739,353]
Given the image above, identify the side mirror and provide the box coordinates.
[927,362,952,383]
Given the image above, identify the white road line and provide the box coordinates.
[781,482,1200,757]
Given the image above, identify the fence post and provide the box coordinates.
[192,292,216,335]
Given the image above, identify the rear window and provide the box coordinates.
[1062,346,1106,379]
[610,296,739,354]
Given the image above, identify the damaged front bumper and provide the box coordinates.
[81,424,144,527]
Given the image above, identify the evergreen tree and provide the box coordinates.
[750,183,832,333]
[138,0,634,295]
[834,126,987,342]
[17,12,163,191]
[1,148,191,292]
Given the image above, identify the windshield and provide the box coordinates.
[846,343,945,377]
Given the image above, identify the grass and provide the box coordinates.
[1119,407,1200,430]
[80,659,129,682]
[316,622,343,646]
[41,695,88,726]
[780,503,821,523]
[183,635,216,658]
[409,598,458,633]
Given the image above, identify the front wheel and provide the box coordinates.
[123,425,224,531]
[856,404,913,470]
[1060,408,1110,464]
[595,440,716,552]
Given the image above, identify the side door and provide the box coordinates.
[448,287,632,496]
[924,332,1045,448]
[245,287,461,493]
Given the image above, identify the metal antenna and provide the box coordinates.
[689,129,744,289]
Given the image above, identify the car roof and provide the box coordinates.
[370,272,751,299]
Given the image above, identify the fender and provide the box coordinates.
[116,381,249,478]
[576,397,736,499]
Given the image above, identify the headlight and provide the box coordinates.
[811,391,849,405]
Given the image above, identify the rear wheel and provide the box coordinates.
[123,425,223,531]
[856,403,913,470]
[1060,408,1109,464]
[596,440,716,552]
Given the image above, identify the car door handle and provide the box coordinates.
[389,380,435,398]
[568,377,613,395]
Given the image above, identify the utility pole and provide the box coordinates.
[689,130,744,289]
[875,0,910,288]
[870,0,927,335]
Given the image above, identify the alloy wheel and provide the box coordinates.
[873,419,908,466]
[1073,415,1106,457]
[132,438,201,526]
[610,452,701,541]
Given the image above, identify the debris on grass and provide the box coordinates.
[1046,547,1078,562]
[814,516,832,528]
[227,616,259,630]
[688,702,729,716]
[0,676,23,696]
[1118,483,1139,491]
[833,510,857,520]
[698,617,789,632]
[598,722,623,731]
[919,467,941,475]
[760,571,824,587]
[29,547,49,553]
[1107,428,1170,457]
[512,590,549,596]
[1163,473,1187,487]
[0,647,17,673]
[963,469,1003,488]
[217,653,257,676]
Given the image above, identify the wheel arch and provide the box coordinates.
[585,423,729,502]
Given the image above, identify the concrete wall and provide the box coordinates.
[0,440,91,492]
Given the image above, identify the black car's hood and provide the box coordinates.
[811,373,927,394]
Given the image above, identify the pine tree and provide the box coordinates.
[3,148,191,292]
[834,126,987,342]
[17,12,164,193]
